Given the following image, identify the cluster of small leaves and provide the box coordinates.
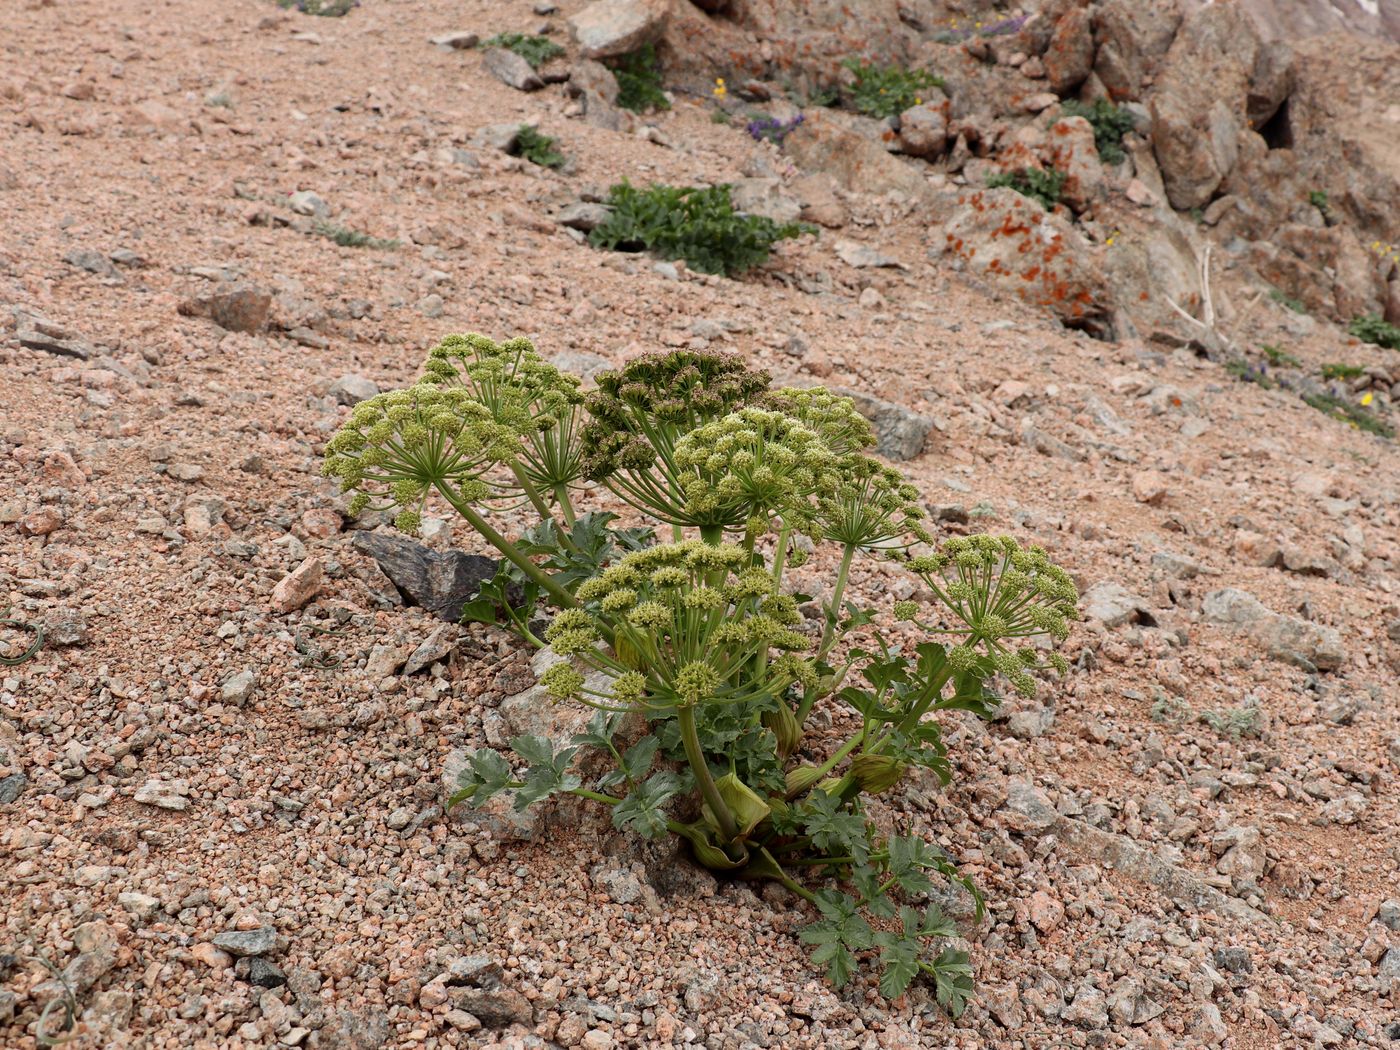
[1321,362,1365,381]
[324,341,1083,1014]
[514,125,566,170]
[609,44,669,113]
[987,167,1066,211]
[1059,98,1136,165]
[1260,343,1301,368]
[588,181,815,277]
[1349,313,1400,351]
[277,0,358,15]
[311,219,399,250]
[479,32,564,69]
[840,59,943,120]
[1202,704,1262,740]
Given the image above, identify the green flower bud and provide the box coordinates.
[893,600,919,621]
[784,764,824,796]
[763,702,803,758]
[539,662,584,701]
[712,772,771,839]
[850,753,907,795]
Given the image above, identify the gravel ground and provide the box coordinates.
[2,1,1399,1048]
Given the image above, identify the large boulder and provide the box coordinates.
[1149,3,1262,210]
[1092,0,1182,102]
[568,0,669,60]
[940,186,1110,332]
[783,111,932,202]
[1043,5,1096,96]
[1044,115,1104,212]
[1203,588,1346,671]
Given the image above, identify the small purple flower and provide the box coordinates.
[746,113,804,145]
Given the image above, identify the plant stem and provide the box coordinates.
[788,733,863,798]
[553,484,577,527]
[439,486,577,609]
[815,544,856,661]
[678,704,737,841]
[566,787,689,836]
[757,847,818,903]
[700,524,724,546]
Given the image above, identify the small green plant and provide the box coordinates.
[1268,287,1307,314]
[711,109,731,125]
[610,44,669,113]
[1321,363,1365,381]
[1308,189,1330,217]
[588,181,815,277]
[1225,358,1275,390]
[1059,99,1136,165]
[1349,314,1400,351]
[1260,343,1301,368]
[1201,704,1261,740]
[1149,690,1190,725]
[479,32,565,69]
[841,59,943,120]
[277,0,358,14]
[514,125,566,170]
[987,167,1066,211]
[1302,391,1394,438]
[311,219,399,250]
[322,339,1082,1014]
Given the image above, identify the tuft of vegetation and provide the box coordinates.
[1260,343,1301,368]
[1302,391,1394,438]
[588,181,815,277]
[321,338,1083,1014]
[1320,363,1364,381]
[1268,287,1308,314]
[610,44,670,113]
[311,219,399,250]
[1308,189,1330,218]
[1225,357,1276,390]
[514,125,565,170]
[841,59,943,120]
[746,113,805,145]
[478,32,565,69]
[987,167,1066,211]
[1059,99,1136,165]
[1202,704,1262,740]
[277,0,358,14]
[1349,313,1400,351]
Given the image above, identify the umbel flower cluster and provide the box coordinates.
[323,337,1081,1014]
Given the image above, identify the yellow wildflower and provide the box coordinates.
[1361,392,1375,407]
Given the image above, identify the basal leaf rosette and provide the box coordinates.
[418,333,587,499]
[321,384,515,532]
[579,350,771,484]
[902,535,1078,696]
[537,540,815,712]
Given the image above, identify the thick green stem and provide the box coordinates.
[699,524,724,546]
[553,484,577,527]
[678,704,737,841]
[788,733,864,799]
[440,487,577,610]
[770,523,792,586]
[815,544,856,662]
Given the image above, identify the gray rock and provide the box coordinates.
[1061,984,1109,1028]
[429,31,480,49]
[472,122,523,152]
[221,669,256,707]
[896,96,948,158]
[119,891,162,921]
[64,248,119,278]
[730,178,802,225]
[1107,976,1164,1026]
[1213,946,1252,973]
[14,308,95,360]
[177,283,272,334]
[836,389,930,461]
[1151,551,1203,578]
[212,927,278,958]
[482,47,545,91]
[499,647,616,753]
[550,349,612,384]
[248,958,287,988]
[288,190,329,218]
[556,202,613,232]
[403,623,458,676]
[1378,899,1400,931]
[351,532,500,623]
[1202,588,1345,671]
[328,373,380,406]
[1001,779,1059,833]
[452,987,534,1028]
[1081,582,1152,628]
[0,773,28,804]
[833,239,906,270]
[134,779,189,811]
[568,0,669,60]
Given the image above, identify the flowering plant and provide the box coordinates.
[324,337,1079,1011]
